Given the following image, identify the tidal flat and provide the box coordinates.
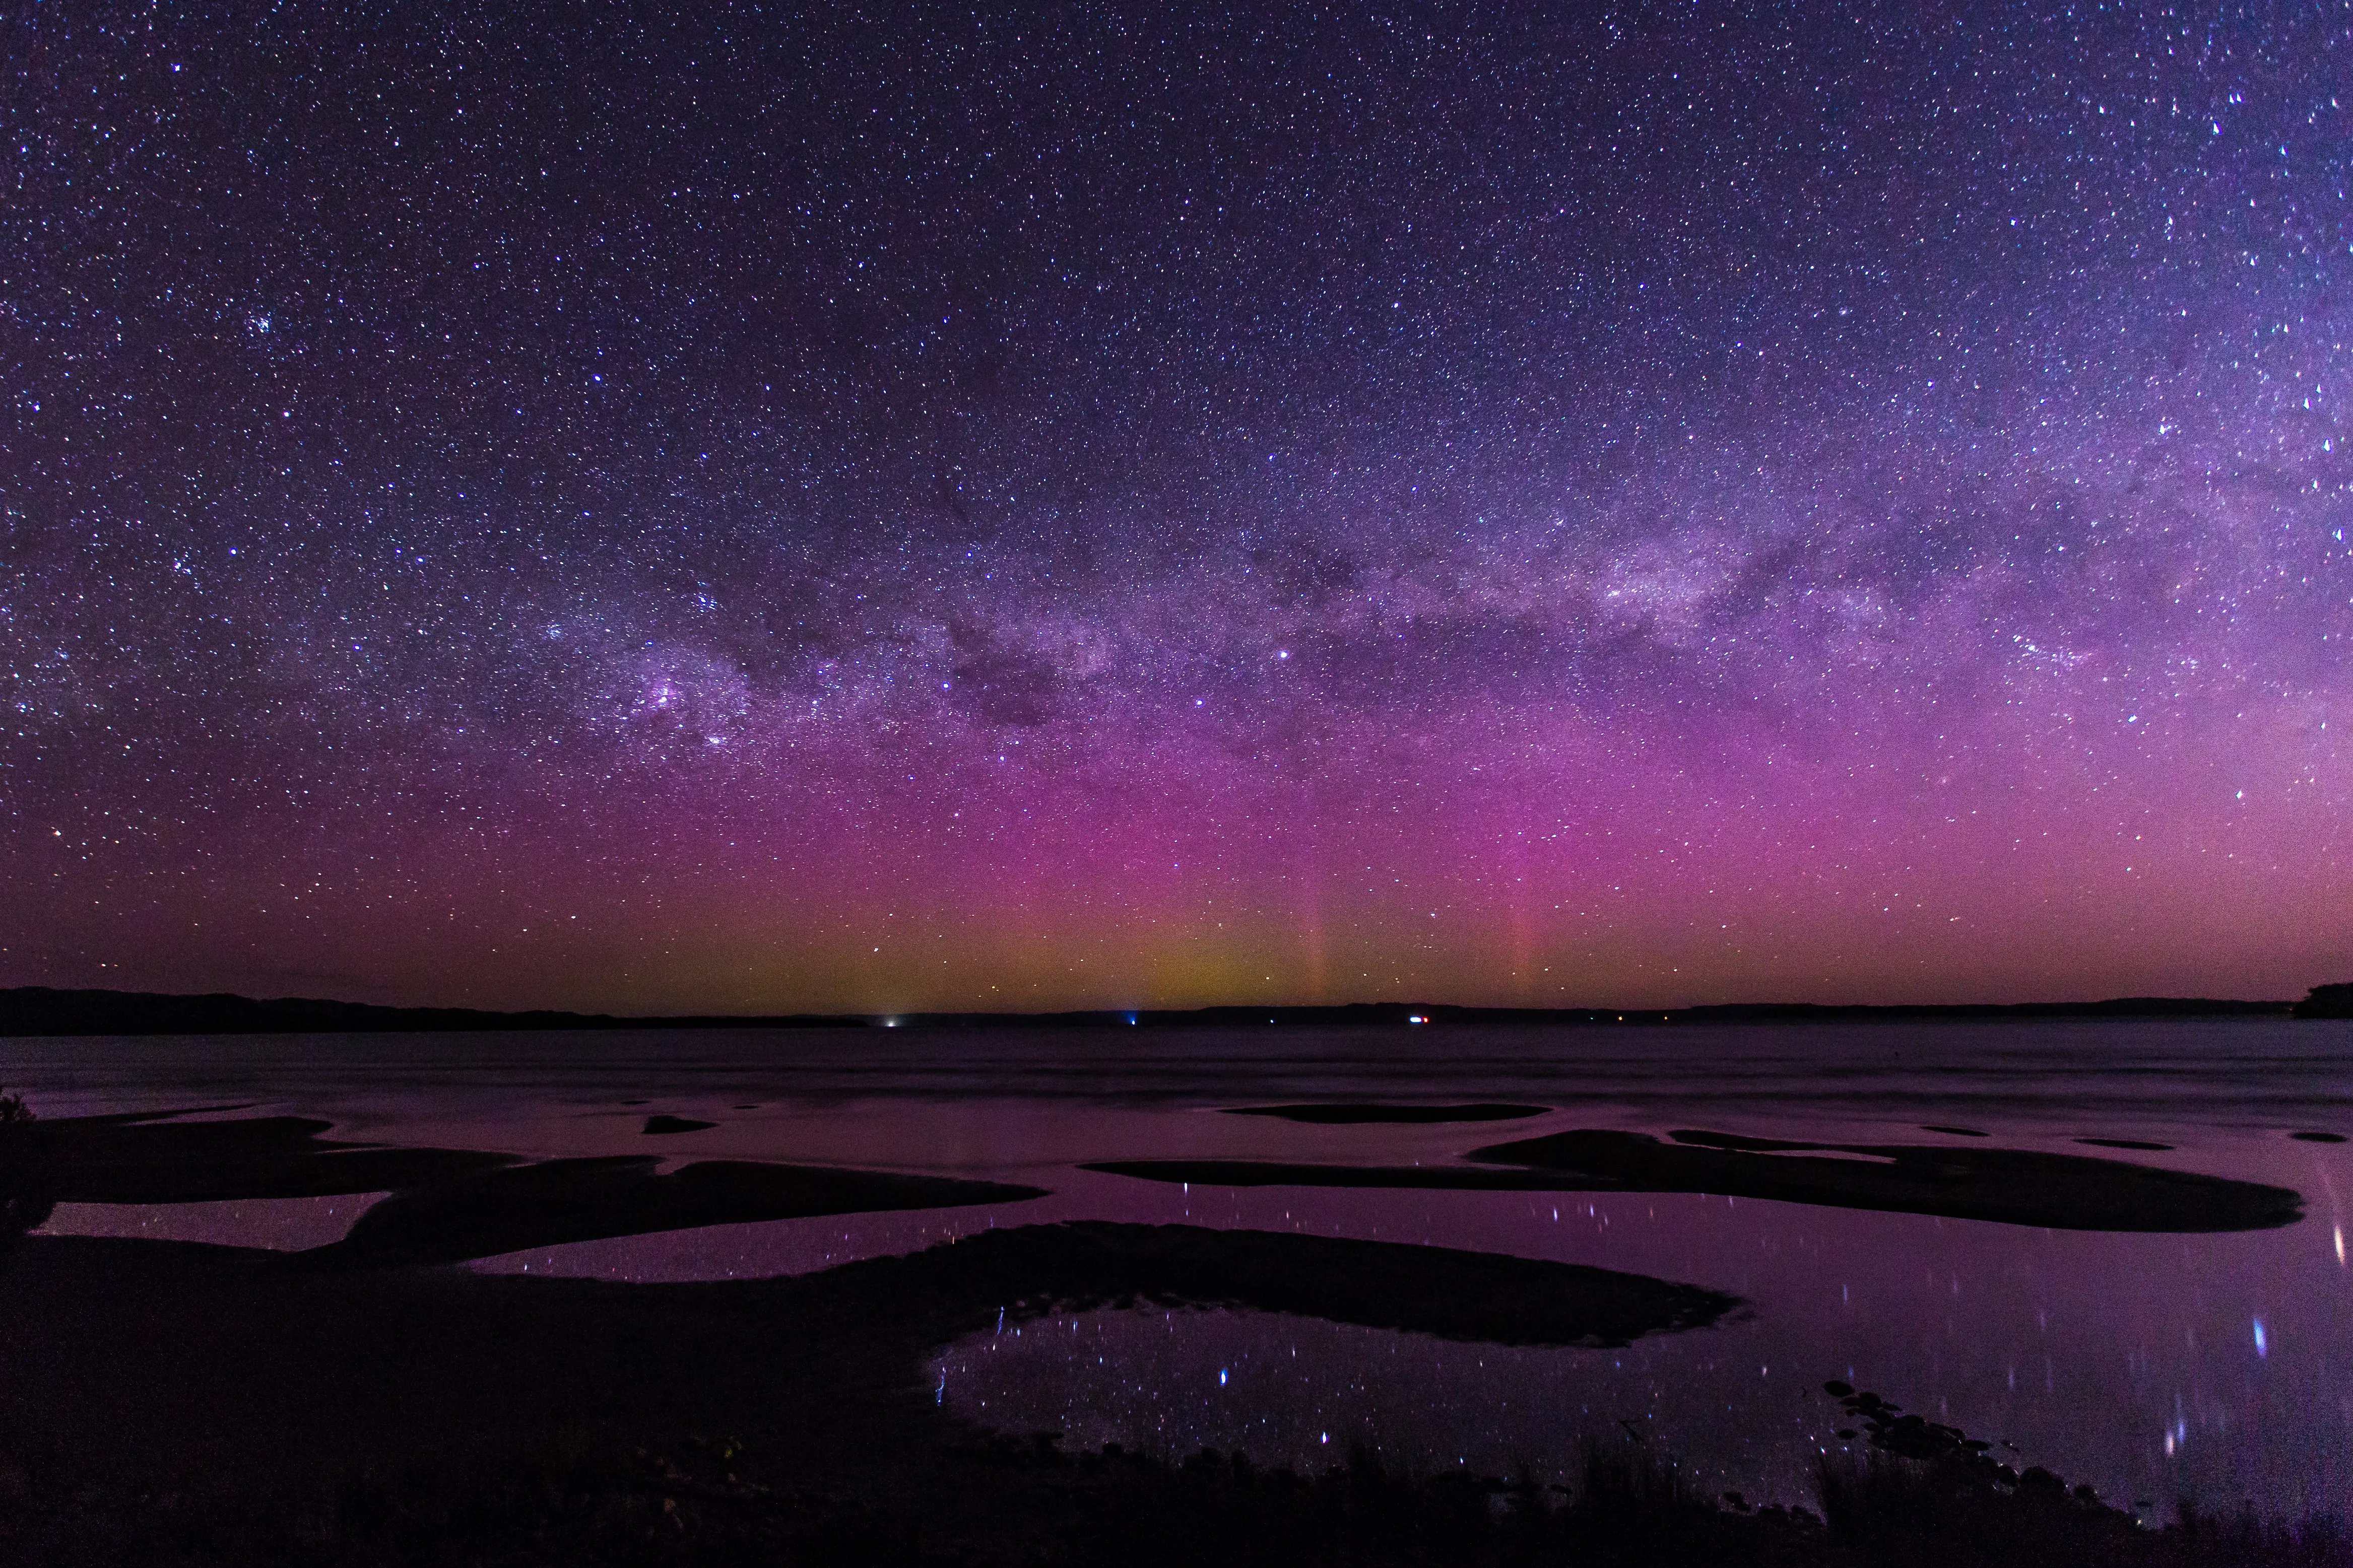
[4,1018,2351,1563]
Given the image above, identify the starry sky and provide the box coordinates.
[4,2,2348,1013]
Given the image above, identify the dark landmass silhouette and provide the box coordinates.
[1087,1160,1611,1191]
[1221,1103,1550,1124]
[1089,1127,2304,1233]
[9,1108,514,1203]
[5,984,2340,1036]
[313,1157,1047,1268]
[0,986,860,1036]
[0,1106,1040,1263]
[773,1221,1743,1349]
[641,1114,718,1135]
[2294,982,2353,1018]
[1482,1128,2306,1232]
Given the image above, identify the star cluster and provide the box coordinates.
[5,2,2348,1010]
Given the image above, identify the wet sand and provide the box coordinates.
[1221,1103,1551,1124]
[12,1108,512,1202]
[317,1158,1048,1267]
[1089,1126,2305,1233]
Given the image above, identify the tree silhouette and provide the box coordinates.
[0,1088,55,1250]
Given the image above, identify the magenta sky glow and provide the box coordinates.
[5,4,2349,1012]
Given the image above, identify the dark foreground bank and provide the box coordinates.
[0,1227,2346,1568]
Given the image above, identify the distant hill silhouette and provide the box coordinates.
[0,987,861,1037]
[2295,983,2353,1018]
[0,985,2318,1036]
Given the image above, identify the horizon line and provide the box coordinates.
[5,983,2348,1035]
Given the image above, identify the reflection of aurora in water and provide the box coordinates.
[13,1019,2353,1520]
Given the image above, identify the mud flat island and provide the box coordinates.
[1089,1126,2306,1232]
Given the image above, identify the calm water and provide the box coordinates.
[9,1019,2352,1520]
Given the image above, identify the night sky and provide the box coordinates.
[5,3,2348,1013]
